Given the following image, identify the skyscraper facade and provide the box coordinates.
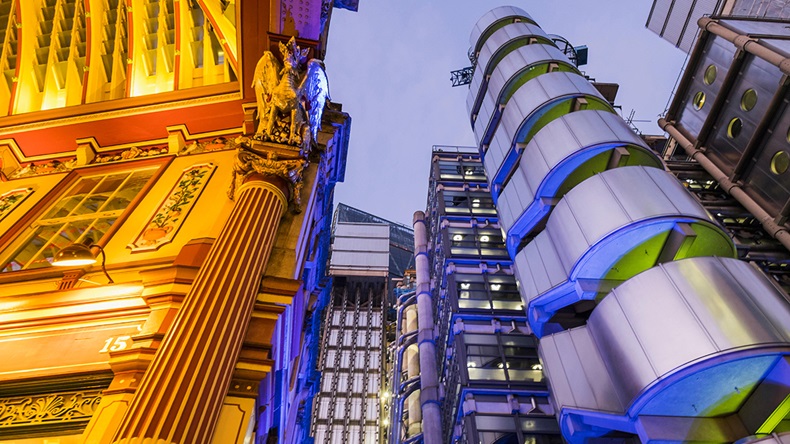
[400,6,790,444]
[392,146,561,444]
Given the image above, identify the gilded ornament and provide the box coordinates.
[228,144,307,210]
[10,159,76,179]
[251,37,330,153]
[0,390,102,428]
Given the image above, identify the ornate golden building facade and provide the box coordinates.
[0,1,353,442]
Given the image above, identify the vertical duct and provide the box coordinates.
[412,210,442,444]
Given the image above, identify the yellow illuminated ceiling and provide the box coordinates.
[0,0,238,117]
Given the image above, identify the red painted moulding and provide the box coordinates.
[5,99,246,158]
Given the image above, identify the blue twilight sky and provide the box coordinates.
[324,1,689,226]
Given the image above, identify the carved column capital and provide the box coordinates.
[228,144,307,210]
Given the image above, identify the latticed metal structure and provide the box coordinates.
[312,205,414,444]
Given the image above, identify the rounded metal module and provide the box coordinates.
[482,71,615,193]
[538,257,790,443]
[468,6,536,59]
[496,109,665,255]
[513,165,736,337]
[469,43,575,134]
[468,20,552,131]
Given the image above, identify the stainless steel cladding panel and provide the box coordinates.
[744,100,790,215]
[679,0,719,50]
[496,110,661,238]
[468,22,550,133]
[591,257,790,405]
[514,166,735,336]
[674,36,736,140]
[482,72,608,173]
[646,0,719,51]
[469,6,533,52]
[545,166,725,267]
[706,54,782,171]
[539,256,790,424]
[470,44,571,132]
[538,326,626,413]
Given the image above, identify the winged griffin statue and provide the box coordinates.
[252,37,330,152]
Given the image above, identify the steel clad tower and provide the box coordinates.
[407,5,790,444]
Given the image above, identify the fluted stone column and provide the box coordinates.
[112,172,289,444]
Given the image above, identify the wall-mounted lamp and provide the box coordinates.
[53,241,114,284]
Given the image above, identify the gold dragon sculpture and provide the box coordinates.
[251,37,330,152]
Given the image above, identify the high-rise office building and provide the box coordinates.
[391,146,561,444]
[0,1,356,443]
[397,6,790,444]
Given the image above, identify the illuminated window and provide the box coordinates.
[693,91,706,110]
[740,89,757,111]
[771,151,790,175]
[704,64,717,85]
[462,333,543,384]
[1,166,158,272]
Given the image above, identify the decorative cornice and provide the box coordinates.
[0,389,102,430]
[6,134,248,180]
[0,92,242,137]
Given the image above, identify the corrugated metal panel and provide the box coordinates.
[664,0,696,49]
[330,223,390,276]
[647,0,720,52]
[647,0,673,36]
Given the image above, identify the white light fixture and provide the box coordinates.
[490,283,501,291]
[453,234,463,241]
[53,241,114,284]
[460,283,471,290]
[479,235,490,242]
[467,361,477,368]
[531,363,543,371]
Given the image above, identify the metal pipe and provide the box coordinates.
[698,17,790,75]
[390,291,421,443]
[413,210,442,444]
[659,118,790,252]
[404,304,422,436]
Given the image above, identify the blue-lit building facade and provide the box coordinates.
[398,6,790,444]
[392,145,562,444]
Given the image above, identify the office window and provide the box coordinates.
[446,227,508,259]
[442,190,497,216]
[454,272,522,311]
[463,333,544,384]
[2,166,158,272]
